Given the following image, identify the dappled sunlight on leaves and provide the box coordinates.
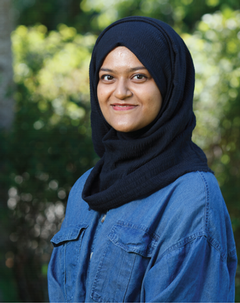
[184,11,240,156]
[12,24,95,124]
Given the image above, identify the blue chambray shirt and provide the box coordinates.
[48,171,237,302]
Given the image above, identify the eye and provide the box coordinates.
[100,74,114,81]
[132,74,147,81]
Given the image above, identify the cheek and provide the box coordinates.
[145,89,162,114]
[97,84,111,105]
[97,85,111,123]
[154,96,162,113]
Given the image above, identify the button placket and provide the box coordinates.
[90,214,107,261]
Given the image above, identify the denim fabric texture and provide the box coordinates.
[48,170,237,302]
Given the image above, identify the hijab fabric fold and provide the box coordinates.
[82,16,212,212]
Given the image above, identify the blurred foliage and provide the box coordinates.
[79,0,240,32]
[0,24,97,301]
[13,0,240,33]
[185,10,240,155]
[0,0,239,301]
[13,0,91,33]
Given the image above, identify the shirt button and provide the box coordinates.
[90,252,93,260]
[101,214,106,223]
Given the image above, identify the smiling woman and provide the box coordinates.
[97,46,162,132]
[48,16,237,303]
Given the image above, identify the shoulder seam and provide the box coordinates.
[159,232,227,263]
[160,230,205,257]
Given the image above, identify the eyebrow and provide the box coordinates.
[99,66,147,72]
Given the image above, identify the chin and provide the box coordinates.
[113,125,140,133]
[114,128,133,133]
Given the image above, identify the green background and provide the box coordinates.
[1,0,240,301]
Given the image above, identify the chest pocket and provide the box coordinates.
[51,224,88,302]
[91,221,159,303]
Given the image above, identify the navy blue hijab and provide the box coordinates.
[82,16,212,212]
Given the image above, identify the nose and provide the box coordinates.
[114,79,132,100]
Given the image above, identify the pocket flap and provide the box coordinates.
[51,224,88,245]
[108,221,158,257]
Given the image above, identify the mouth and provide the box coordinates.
[111,104,138,111]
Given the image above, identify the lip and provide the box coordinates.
[111,103,138,111]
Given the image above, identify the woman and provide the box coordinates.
[48,16,237,302]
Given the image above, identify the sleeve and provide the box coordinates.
[142,234,237,302]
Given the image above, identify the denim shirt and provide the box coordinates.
[48,171,237,302]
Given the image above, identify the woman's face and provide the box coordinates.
[97,46,162,132]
